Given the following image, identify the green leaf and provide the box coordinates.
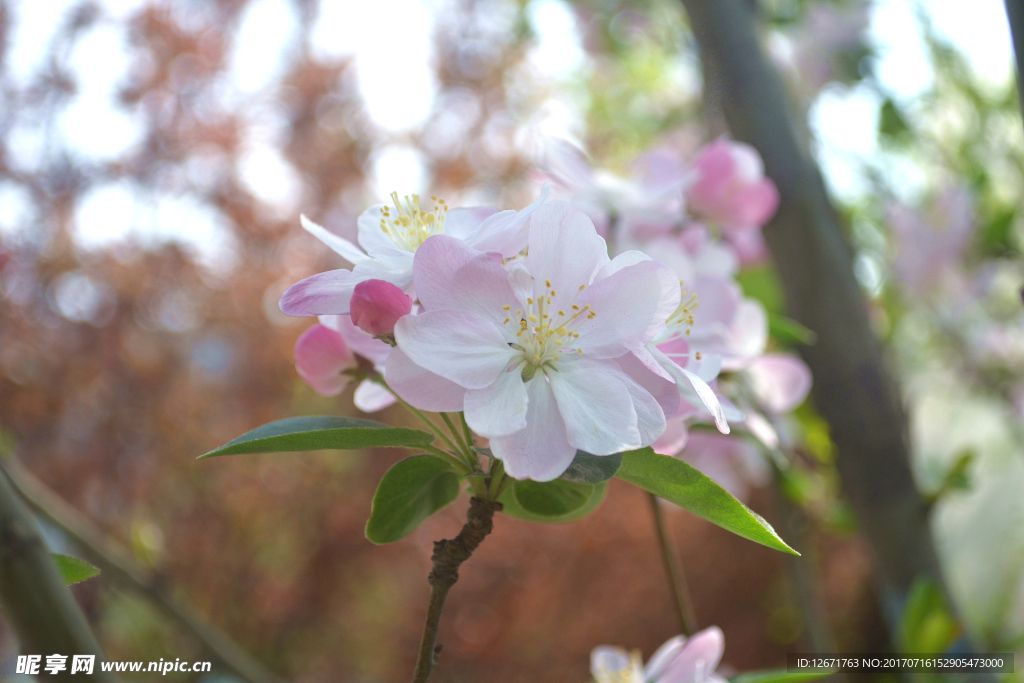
[924,450,974,505]
[52,554,100,585]
[879,98,911,141]
[499,480,608,523]
[768,313,816,346]
[731,670,833,683]
[365,455,462,544]
[560,451,622,484]
[899,577,960,653]
[199,416,435,459]
[615,448,798,555]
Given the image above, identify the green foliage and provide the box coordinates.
[878,98,911,143]
[768,313,817,346]
[615,448,798,554]
[979,206,1017,257]
[730,670,833,683]
[737,265,784,314]
[198,417,435,459]
[924,450,974,505]
[559,451,622,484]
[499,480,608,523]
[53,553,100,585]
[364,455,462,544]
[899,577,960,653]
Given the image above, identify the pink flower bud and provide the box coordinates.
[686,138,780,232]
[294,323,356,396]
[349,279,412,336]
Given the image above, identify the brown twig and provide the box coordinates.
[647,493,697,636]
[412,497,501,683]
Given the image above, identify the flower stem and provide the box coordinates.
[647,492,697,636]
[440,413,472,462]
[421,445,472,475]
[458,412,474,450]
[412,498,500,683]
[378,380,464,457]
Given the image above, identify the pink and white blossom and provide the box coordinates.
[591,627,727,683]
[390,201,681,481]
[279,187,549,317]
[686,139,779,234]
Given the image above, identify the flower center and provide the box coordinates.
[379,192,448,252]
[664,283,698,338]
[499,280,596,380]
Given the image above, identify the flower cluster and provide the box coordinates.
[540,138,810,498]
[281,137,810,487]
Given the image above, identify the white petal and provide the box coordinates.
[592,250,651,282]
[468,183,551,256]
[356,204,403,259]
[677,366,730,434]
[383,347,467,412]
[525,201,610,313]
[645,636,688,681]
[548,358,641,455]
[464,367,529,437]
[445,206,498,240]
[394,309,513,389]
[573,260,681,358]
[301,214,367,265]
[490,377,576,482]
[618,369,668,447]
[353,379,397,412]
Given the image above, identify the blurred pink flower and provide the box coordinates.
[279,187,548,316]
[392,202,680,481]
[293,323,356,397]
[591,627,727,683]
[746,354,812,414]
[686,139,779,233]
[889,188,975,299]
[349,279,412,336]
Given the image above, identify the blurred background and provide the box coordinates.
[2,0,1024,680]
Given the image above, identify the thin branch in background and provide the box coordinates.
[413,497,500,683]
[0,465,115,683]
[1002,0,1024,123]
[647,493,697,637]
[1,457,284,683]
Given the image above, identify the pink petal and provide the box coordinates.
[617,350,681,422]
[294,324,355,397]
[573,260,681,358]
[412,235,520,333]
[279,269,361,316]
[464,368,529,437]
[394,309,513,389]
[383,347,467,412]
[652,420,689,456]
[722,179,779,230]
[548,358,641,455]
[746,354,812,414]
[321,314,392,366]
[658,626,725,683]
[688,140,737,210]
[350,279,413,336]
[490,376,576,482]
[645,635,688,681]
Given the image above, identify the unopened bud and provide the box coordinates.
[350,279,413,336]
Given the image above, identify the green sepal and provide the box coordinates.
[559,451,622,484]
[499,479,607,523]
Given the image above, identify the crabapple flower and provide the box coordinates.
[349,279,412,336]
[390,201,681,481]
[591,627,727,683]
[293,323,357,397]
[279,186,549,317]
[686,139,779,233]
